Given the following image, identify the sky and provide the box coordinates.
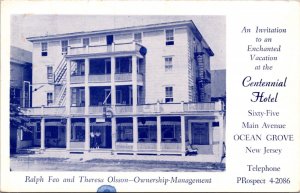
[11,15,225,70]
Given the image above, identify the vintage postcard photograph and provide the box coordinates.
[9,15,226,172]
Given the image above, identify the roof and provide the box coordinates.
[10,46,32,65]
[27,20,213,55]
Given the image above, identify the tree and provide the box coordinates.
[10,100,31,154]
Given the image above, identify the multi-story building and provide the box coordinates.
[24,20,225,162]
[10,46,32,107]
[10,46,32,153]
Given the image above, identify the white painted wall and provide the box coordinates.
[31,25,211,107]
[143,27,189,103]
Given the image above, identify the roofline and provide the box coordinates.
[27,20,214,55]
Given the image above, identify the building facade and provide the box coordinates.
[23,20,225,162]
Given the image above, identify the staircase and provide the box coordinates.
[56,84,67,106]
[54,57,67,106]
[194,52,209,102]
[54,57,67,85]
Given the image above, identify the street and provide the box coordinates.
[10,155,225,172]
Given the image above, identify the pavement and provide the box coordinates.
[10,152,225,172]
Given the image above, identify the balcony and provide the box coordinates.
[22,102,223,117]
[68,42,143,56]
[22,106,66,116]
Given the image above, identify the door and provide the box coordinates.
[106,35,114,52]
[106,35,114,45]
[104,89,111,105]
[105,126,112,148]
[105,59,111,74]
[192,122,209,145]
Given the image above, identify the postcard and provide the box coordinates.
[1,0,299,192]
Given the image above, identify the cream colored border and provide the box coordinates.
[1,0,300,192]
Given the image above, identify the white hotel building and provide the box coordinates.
[23,20,225,162]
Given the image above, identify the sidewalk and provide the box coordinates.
[10,151,226,171]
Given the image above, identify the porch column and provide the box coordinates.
[133,116,138,154]
[66,59,71,115]
[111,117,116,153]
[181,115,186,156]
[132,55,138,113]
[218,114,225,161]
[85,117,90,151]
[84,58,90,115]
[66,117,71,150]
[156,116,161,154]
[111,56,116,107]
[40,117,45,150]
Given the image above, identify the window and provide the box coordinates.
[117,126,133,142]
[134,33,142,43]
[46,126,58,138]
[116,90,122,104]
[162,125,176,139]
[192,122,209,145]
[36,124,41,139]
[21,129,33,141]
[83,38,90,47]
[41,42,48,56]
[47,92,53,106]
[61,40,68,54]
[47,66,53,80]
[166,29,174,45]
[71,125,85,142]
[165,57,173,72]
[71,60,85,76]
[165,86,173,103]
[71,88,85,106]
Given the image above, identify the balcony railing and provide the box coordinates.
[70,106,85,115]
[89,106,104,115]
[22,101,223,116]
[70,75,84,84]
[22,106,66,116]
[88,74,111,83]
[115,73,132,82]
[115,105,133,115]
[68,42,142,56]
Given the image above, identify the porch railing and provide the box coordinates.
[160,103,183,113]
[115,142,133,151]
[161,142,181,151]
[22,101,222,116]
[137,142,156,151]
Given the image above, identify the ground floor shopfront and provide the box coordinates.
[19,113,225,162]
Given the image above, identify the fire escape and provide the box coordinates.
[53,57,67,106]
[194,52,211,102]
